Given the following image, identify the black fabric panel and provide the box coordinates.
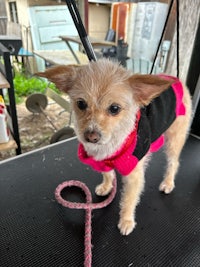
[133,87,176,161]
[132,108,151,160]
[145,86,176,142]
[0,136,200,267]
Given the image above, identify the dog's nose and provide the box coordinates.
[84,130,101,143]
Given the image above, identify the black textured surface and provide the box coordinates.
[0,136,200,267]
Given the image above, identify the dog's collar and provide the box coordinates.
[78,111,141,176]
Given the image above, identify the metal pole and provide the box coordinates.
[65,0,97,62]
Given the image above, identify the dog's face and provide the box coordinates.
[68,62,138,150]
[37,59,172,159]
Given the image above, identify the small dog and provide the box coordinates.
[37,59,192,235]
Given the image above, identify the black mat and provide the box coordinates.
[0,136,200,267]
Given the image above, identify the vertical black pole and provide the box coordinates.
[176,0,179,78]
[150,0,174,74]
[3,50,21,154]
[65,0,97,61]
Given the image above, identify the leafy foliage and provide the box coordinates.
[13,71,60,103]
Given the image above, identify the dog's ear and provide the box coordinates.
[128,74,173,106]
[36,65,79,93]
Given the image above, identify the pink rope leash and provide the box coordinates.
[55,175,117,267]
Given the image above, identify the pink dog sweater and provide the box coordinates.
[78,75,186,176]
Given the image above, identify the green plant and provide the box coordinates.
[12,71,60,103]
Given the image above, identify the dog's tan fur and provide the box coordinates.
[37,59,192,235]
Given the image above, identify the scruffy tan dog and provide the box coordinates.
[37,59,192,235]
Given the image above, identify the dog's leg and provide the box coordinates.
[159,89,192,194]
[95,170,115,196]
[159,119,189,194]
[118,157,147,235]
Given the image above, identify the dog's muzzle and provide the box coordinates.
[84,130,101,143]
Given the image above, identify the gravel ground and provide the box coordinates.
[0,97,71,161]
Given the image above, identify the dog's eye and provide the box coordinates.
[108,104,121,116]
[77,99,88,110]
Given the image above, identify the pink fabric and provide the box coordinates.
[78,131,139,176]
[150,135,165,152]
[78,112,141,176]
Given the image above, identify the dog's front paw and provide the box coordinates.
[95,183,113,196]
[159,181,175,194]
[118,219,136,236]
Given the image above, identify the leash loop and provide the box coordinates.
[55,175,117,267]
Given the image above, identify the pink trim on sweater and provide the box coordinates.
[78,143,139,176]
[78,112,141,176]
[150,135,165,152]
